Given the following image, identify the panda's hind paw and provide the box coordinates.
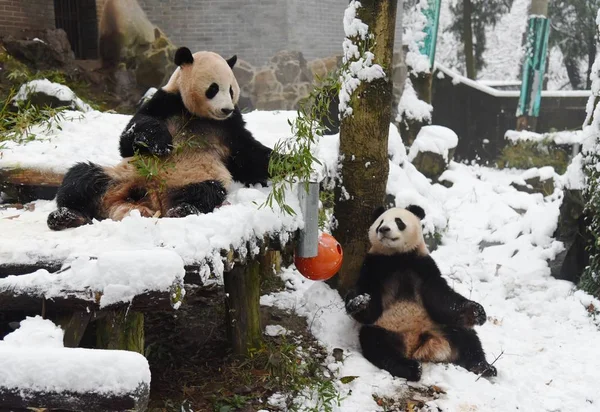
[469,361,497,378]
[47,207,91,231]
[166,203,200,218]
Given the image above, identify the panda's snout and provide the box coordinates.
[378,225,391,234]
[221,108,233,116]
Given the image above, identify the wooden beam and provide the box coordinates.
[0,385,149,412]
[0,290,181,313]
[224,260,262,355]
[58,311,93,348]
[0,168,62,203]
[96,310,145,355]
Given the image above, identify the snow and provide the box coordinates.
[262,161,600,412]
[407,125,458,162]
[339,1,386,118]
[559,153,586,190]
[264,325,290,337]
[396,78,433,124]
[0,250,185,308]
[402,0,431,75]
[13,79,93,112]
[0,316,150,395]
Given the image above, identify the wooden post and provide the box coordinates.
[96,310,145,355]
[57,311,93,348]
[224,260,262,356]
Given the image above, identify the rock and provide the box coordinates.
[233,59,255,88]
[424,232,442,252]
[271,50,312,85]
[135,47,173,89]
[308,55,341,81]
[510,167,556,196]
[496,138,571,175]
[99,0,156,68]
[2,29,74,70]
[12,79,92,112]
[332,348,344,362]
[408,125,458,180]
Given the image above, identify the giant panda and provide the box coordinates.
[47,47,273,231]
[345,205,497,381]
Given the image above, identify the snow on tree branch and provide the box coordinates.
[338,0,386,118]
[403,0,431,75]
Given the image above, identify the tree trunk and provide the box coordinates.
[565,55,583,90]
[96,310,145,355]
[463,0,476,79]
[587,35,597,90]
[332,0,398,296]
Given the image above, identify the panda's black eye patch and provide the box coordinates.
[395,218,406,231]
[206,83,219,99]
[229,86,234,98]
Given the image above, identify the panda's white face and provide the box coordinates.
[164,49,240,120]
[368,207,428,256]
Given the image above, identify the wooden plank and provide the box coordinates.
[0,385,149,412]
[58,311,93,348]
[0,168,64,186]
[0,290,181,313]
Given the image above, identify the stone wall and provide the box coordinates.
[134,0,405,68]
[0,0,55,36]
[235,50,407,116]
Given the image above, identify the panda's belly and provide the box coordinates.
[163,150,232,188]
[376,301,455,362]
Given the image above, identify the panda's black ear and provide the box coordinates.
[226,55,237,68]
[406,205,425,220]
[371,206,386,224]
[174,47,194,66]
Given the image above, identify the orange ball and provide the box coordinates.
[294,233,343,281]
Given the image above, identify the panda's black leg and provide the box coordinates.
[47,162,110,231]
[442,326,497,378]
[359,325,422,381]
[166,180,227,217]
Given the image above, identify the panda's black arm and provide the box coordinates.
[225,111,274,186]
[119,89,184,158]
[344,265,384,324]
[418,257,486,327]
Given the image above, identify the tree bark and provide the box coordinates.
[463,0,476,79]
[332,0,398,295]
[96,310,145,355]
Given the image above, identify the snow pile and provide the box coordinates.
[558,153,586,190]
[0,316,150,395]
[396,78,433,124]
[517,166,556,183]
[0,250,185,308]
[263,162,600,412]
[402,0,432,75]
[338,0,385,118]
[407,125,458,162]
[505,129,583,145]
[13,79,93,112]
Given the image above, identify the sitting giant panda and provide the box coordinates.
[48,47,273,230]
[345,205,497,381]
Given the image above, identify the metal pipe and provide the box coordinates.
[296,181,319,258]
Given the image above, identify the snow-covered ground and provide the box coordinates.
[2,109,600,411]
[264,161,600,412]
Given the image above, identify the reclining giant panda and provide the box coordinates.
[48,47,273,230]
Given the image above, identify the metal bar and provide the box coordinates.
[296,182,319,258]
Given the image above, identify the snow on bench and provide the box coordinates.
[0,316,150,411]
[0,249,185,313]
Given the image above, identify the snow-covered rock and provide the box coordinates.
[407,125,458,180]
[13,79,92,112]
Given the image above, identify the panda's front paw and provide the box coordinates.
[458,301,487,327]
[346,293,371,315]
[132,127,173,157]
[166,203,200,218]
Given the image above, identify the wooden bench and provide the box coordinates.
[0,168,299,411]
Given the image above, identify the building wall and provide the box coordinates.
[132,0,404,67]
[0,0,55,36]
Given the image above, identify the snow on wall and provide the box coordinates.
[13,79,93,113]
[0,316,150,395]
[505,129,583,145]
[338,0,385,118]
[0,250,185,308]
